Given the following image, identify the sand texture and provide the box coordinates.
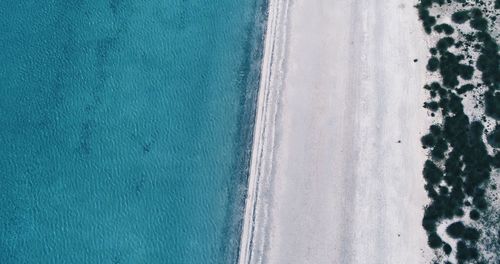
[239,0,433,263]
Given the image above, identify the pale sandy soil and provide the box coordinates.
[239,0,434,263]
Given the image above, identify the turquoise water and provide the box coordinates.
[0,1,266,263]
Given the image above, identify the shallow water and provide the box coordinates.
[0,1,265,263]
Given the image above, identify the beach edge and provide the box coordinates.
[237,0,287,263]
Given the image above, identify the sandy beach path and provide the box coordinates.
[239,0,432,263]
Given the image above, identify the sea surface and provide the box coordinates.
[0,0,266,263]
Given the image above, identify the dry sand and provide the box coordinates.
[239,0,433,263]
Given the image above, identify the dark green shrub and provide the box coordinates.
[468,247,479,259]
[421,134,436,147]
[438,98,450,114]
[439,52,461,87]
[469,209,480,220]
[474,188,485,198]
[476,54,490,71]
[436,23,454,35]
[426,16,437,26]
[487,126,500,147]
[437,100,448,113]
[446,221,465,238]
[456,247,479,261]
[432,139,448,160]
[450,185,465,204]
[448,94,463,114]
[419,7,437,34]
[458,64,474,80]
[428,232,443,248]
[476,44,500,86]
[456,84,474,94]
[455,208,464,217]
[470,8,482,18]
[485,91,500,119]
[470,17,488,31]
[491,152,500,168]
[463,227,480,241]
[443,243,452,255]
[457,244,479,261]
[423,160,443,184]
[436,37,455,52]
[451,10,470,24]
[418,6,430,19]
[477,31,493,41]
[456,241,470,260]
[427,57,440,71]
[423,205,441,232]
[443,114,469,149]
[430,82,442,91]
[425,184,439,199]
[445,150,461,175]
[473,196,488,210]
[424,101,439,111]
[442,24,454,35]
[434,24,443,33]
[431,149,445,160]
[437,87,447,97]
[422,218,436,233]
[430,125,442,136]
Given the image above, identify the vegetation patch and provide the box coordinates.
[417,0,499,263]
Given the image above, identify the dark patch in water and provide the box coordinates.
[78,119,96,155]
[109,0,123,15]
[218,0,269,263]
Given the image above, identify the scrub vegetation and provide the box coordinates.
[417,0,499,263]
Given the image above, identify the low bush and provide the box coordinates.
[423,160,443,184]
[443,243,452,255]
[485,91,500,119]
[437,37,455,52]
[469,209,480,220]
[452,10,470,24]
[428,232,443,248]
[470,17,489,31]
[487,126,500,147]
[421,134,436,147]
[446,221,465,238]
[456,84,475,94]
[427,57,440,71]
[463,227,480,241]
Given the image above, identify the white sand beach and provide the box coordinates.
[239,0,433,263]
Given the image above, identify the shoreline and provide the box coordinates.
[237,0,288,262]
[239,0,433,263]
